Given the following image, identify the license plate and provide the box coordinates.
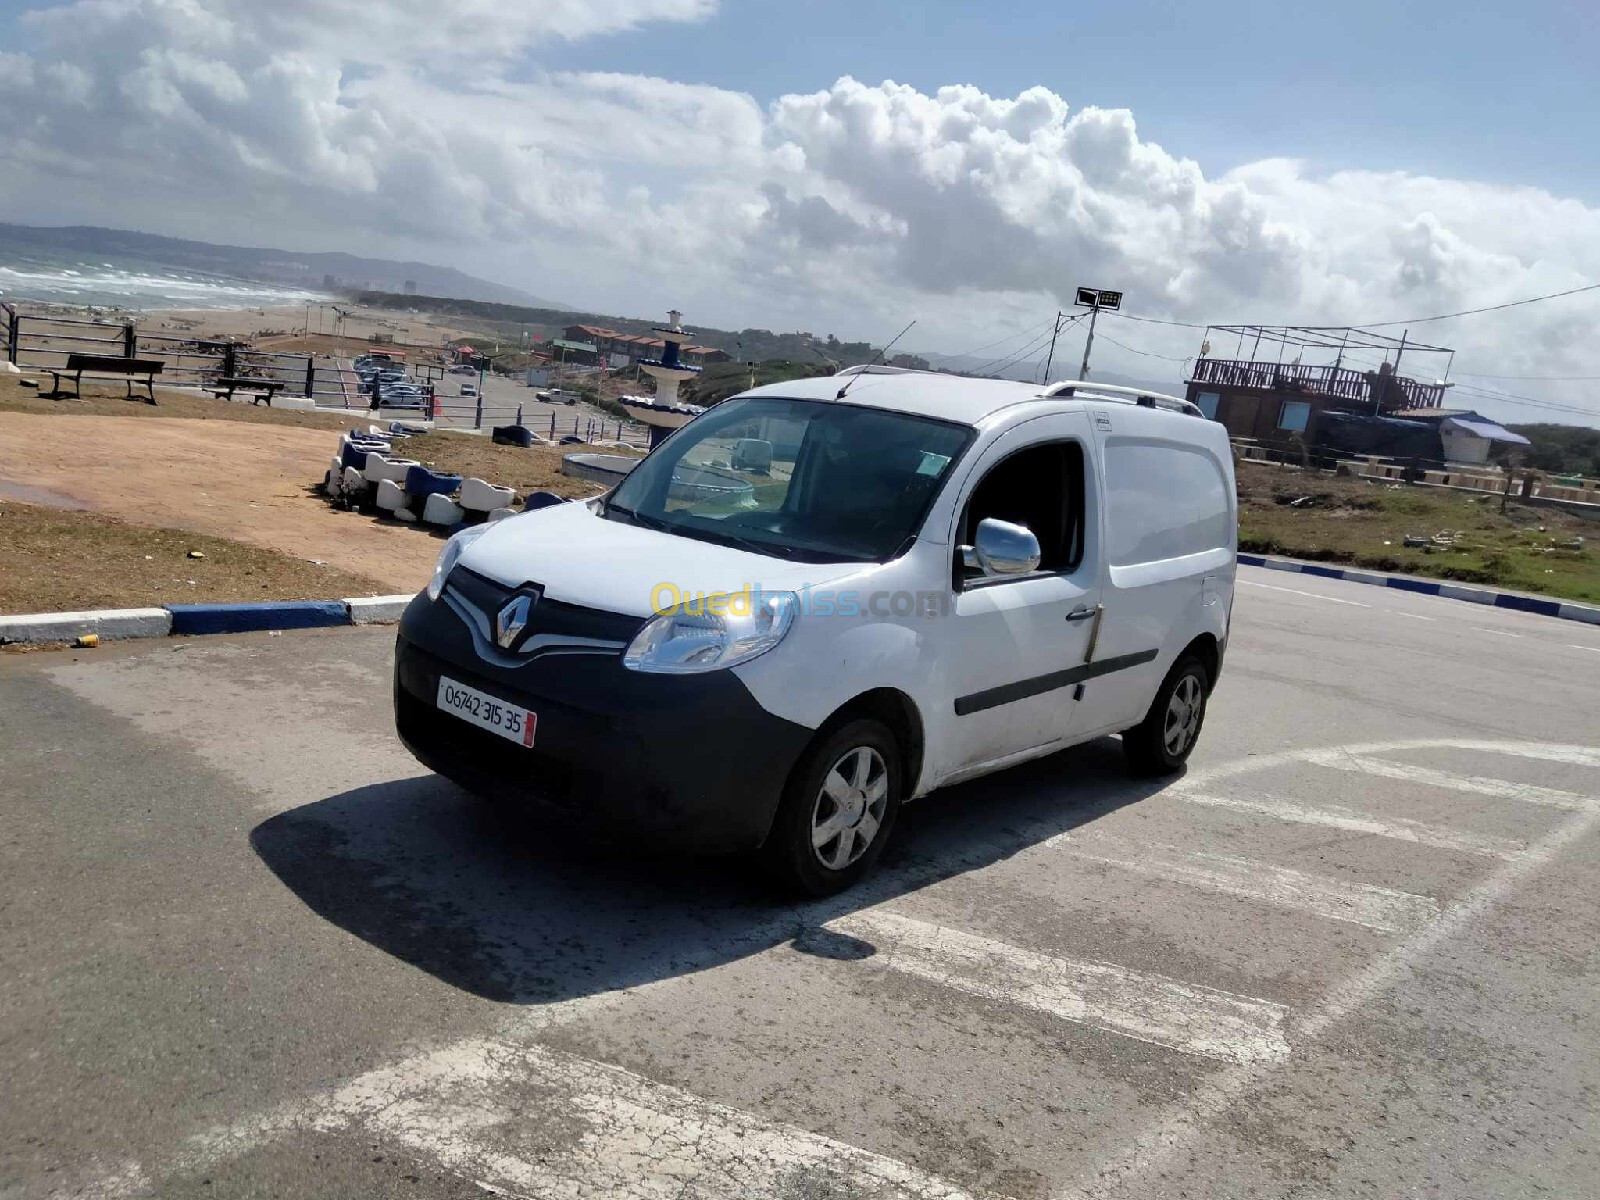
[436,676,536,747]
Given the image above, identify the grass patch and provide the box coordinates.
[1237,461,1599,604]
[0,373,352,430]
[0,501,388,614]
[399,431,641,502]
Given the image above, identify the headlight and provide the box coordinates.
[425,526,487,601]
[623,591,797,674]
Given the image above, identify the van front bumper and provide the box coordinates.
[393,594,812,853]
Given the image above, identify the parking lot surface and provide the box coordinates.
[2,564,1597,1198]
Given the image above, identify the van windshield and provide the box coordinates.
[603,396,974,563]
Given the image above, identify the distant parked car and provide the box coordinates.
[460,383,478,397]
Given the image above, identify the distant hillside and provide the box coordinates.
[1503,423,1600,477]
[354,290,885,366]
[0,223,562,308]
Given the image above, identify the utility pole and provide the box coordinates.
[1072,286,1121,381]
[1078,304,1100,381]
[1390,329,1409,378]
[1042,311,1064,382]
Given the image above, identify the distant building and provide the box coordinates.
[322,274,338,290]
[563,324,730,367]
[549,338,600,365]
[1185,326,1452,450]
[1389,409,1531,465]
[403,280,418,295]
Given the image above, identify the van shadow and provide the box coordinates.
[251,739,1176,1004]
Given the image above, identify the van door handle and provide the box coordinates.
[1065,606,1097,621]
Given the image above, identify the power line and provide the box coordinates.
[1094,330,1191,363]
[942,317,1057,362]
[1363,282,1600,328]
[1106,310,1207,329]
[1446,381,1600,418]
[1453,369,1600,382]
[978,327,1061,378]
[972,313,1084,379]
[1103,278,1600,335]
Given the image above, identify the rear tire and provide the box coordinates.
[1123,655,1210,776]
[764,719,901,897]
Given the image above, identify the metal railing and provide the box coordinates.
[1193,357,1447,410]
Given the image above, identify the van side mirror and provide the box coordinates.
[960,518,1041,577]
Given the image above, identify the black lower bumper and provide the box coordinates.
[393,594,812,853]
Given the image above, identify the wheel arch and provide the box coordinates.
[811,687,927,799]
[1179,631,1221,689]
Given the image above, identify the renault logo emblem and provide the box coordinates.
[495,594,535,650]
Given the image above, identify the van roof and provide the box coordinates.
[736,365,1198,425]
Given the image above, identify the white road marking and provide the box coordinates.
[1053,739,1600,1200]
[68,739,1600,1200]
[1568,643,1600,655]
[1178,791,1525,860]
[827,909,1289,1065]
[187,1038,979,1200]
[1389,610,1435,622]
[1473,627,1522,637]
[1238,579,1369,607]
[1304,750,1597,811]
[1046,836,1440,932]
[1436,741,1600,768]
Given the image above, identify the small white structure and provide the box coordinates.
[1440,413,1531,466]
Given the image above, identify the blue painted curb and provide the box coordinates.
[1236,553,1600,626]
[166,600,352,636]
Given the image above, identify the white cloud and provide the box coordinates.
[0,1,1597,420]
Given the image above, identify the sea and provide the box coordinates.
[0,246,327,312]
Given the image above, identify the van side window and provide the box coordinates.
[956,441,1085,584]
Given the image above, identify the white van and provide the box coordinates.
[394,367,1236,894]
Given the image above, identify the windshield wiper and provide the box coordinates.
[605,502,669,532]
[707,531,803,560]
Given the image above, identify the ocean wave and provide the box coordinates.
[0,263,328,309]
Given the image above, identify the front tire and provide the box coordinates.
[764,719,901,897]
[1123,655,1210,776]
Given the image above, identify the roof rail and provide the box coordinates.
[832,364,925,378]
[1038,380,1204,417]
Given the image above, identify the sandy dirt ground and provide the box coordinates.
[0,412,439,593]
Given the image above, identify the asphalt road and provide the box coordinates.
[427,367,640,444]
[2,565,1598,1199]
[330,357,644,445]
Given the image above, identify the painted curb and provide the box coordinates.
[0,607,172,645]
[167,600,352,636]
[5,556,1597,647]
[1236,553,1600,626]
[2,594,417,645]
[346,595,414,625]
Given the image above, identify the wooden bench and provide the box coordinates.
[206,377,288,406]
[48,354,164,405]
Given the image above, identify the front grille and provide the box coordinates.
[444,566,644,650]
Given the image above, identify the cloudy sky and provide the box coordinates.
[1,0,1598,422]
